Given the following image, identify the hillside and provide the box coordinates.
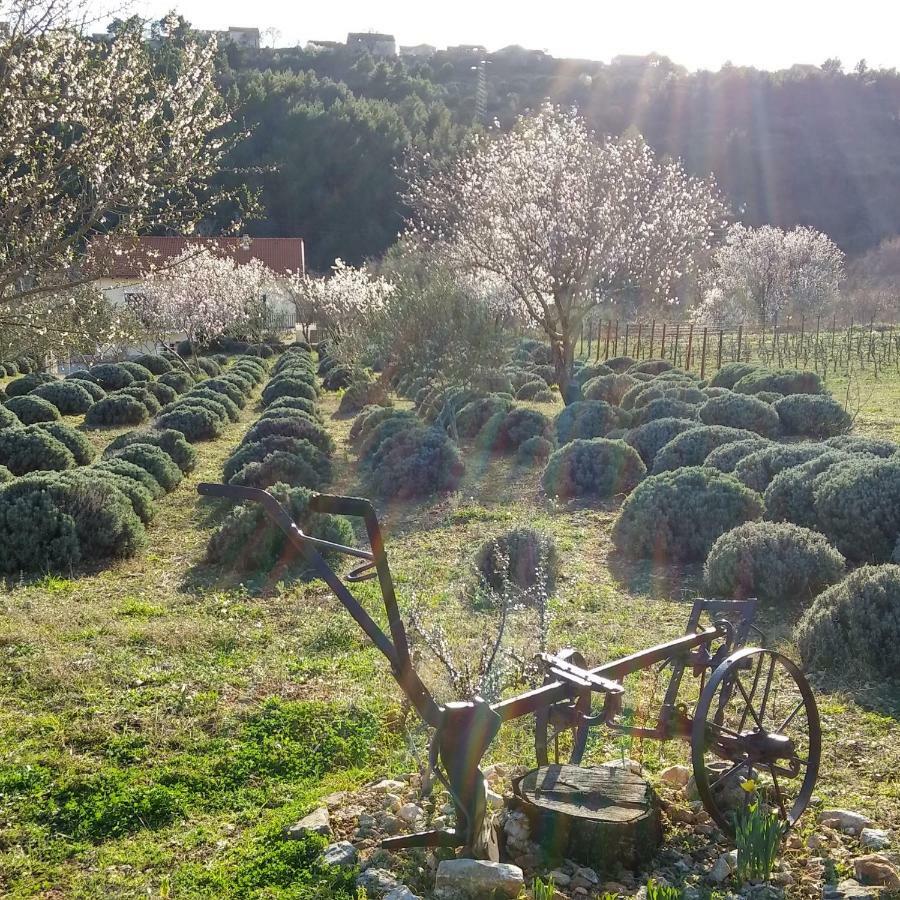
[213,42,900,269]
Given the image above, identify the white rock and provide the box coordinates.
[397,803,424,824]
[321,841,357,867]
[434,859,524,898]
[372,779,407,793]
[853,854,900,889]
[356,867,401,896]
[605,757,642,774]
[660,764,691,787]
[383,793,403,812]
[574,865,600,886]
[549,868,571,887]
[818,809,874,835]
[383,889,421,900]
[708,850,737,884]
[284,807,330,838]
[860,828,892,850]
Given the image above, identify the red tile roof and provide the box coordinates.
[88,236,305,278]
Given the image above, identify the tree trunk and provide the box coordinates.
[513,764,662,873]
[553,335,576,404]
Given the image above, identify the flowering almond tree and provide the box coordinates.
[704,224,844,326]
[285,259,394,343]
[0,2,253,361]
[404,104,725,399]
[134,249,273,358]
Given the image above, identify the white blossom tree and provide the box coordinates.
[0,1,254,362]
[134,249,273,358]
[403,104,725,398]
[288,260,394,344]
[702,224,844,326]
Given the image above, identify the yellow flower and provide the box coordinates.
[740,777,758,793]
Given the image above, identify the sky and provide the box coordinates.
[128,0,900,71]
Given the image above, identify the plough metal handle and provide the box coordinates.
[197,483,442,726]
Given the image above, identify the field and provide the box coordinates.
[1,362,899,897]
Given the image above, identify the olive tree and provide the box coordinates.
[404,104,725,400]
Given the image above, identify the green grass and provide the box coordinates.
[0,365,899,896]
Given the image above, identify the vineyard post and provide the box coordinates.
[624,323,630,357]
[813,315,821,373]
[737,324,743,361]
[717,330,723,370]
[604,320,611,360]
[613,320,619,357]
[649,320,656,358]
[586,320,592,358]
[686,323,694,370]
[636,322,642,359]
[797,316,805,367]
[830,315,837,374]
[595,320,601,362]
[700,327,708,379]
[673,323,680,366]
[660,322,666,359]
[772,311,779,366]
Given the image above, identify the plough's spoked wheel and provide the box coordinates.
[535,650,591,766]
[691,647,821,836]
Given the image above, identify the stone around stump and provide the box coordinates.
[514,763,662,873]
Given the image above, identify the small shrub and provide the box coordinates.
[0,472,145,573]
[33,422,95,466]
[555,400,630,444]
[604,355,636,373]
[574,364,614,386]
[698,392,781,437]
[5,373,56,397]
[231,450,330,491]
[242,417,335,456]
[338,380,384,416]
[733,443,830,492]
[134,354,172,375]
[188,388,240,422]
[534,388,556,403]
[119,361,153,382]
[197,357,222,377]
[5,395,61,425]
[516,435,554,466]
[358,418,422,471]
[95,459,165,499]
[623,418,701,466]
[88,364,134,391]
[365,426,464,499]
[0,464,12,483]
[516,379,549,400]
[709,362,758,389]
[90,469,156,524]
[207,483,353,581]
[774,394,852,438]
[266,396,322,422]
[704,438,772,474]
[811,457,900,563]
[2,361,18,376]
[155,406,223,442]
[162,397,229,427]
[67,377,106,402]
[733,369,824,396]
[631,384,706,409]
[483,408,552,453]
[199,378,247,408]
[754,391,784,404]
[652,425,757,473]
[825,435,899,458]
[795,565,900,679]
[582,373,637,405]
[705,521,845,606]
[84,395,148,428]
[109,444,182,493]
[322,364,355,390]
[612,467,763,562]
[116,386,162,416]
[763,452,848,530]
[528,364,556,384]
[224,436,332,485]
[542,438,645,499]
[262,377,318,407]
[105,429,197,474]
[0,428,75,475]
[630,397,699,427]
[350,407,414,446]
[628,359,674,376]
[31,381,95,415]
[143,381,177,406]
[158,370,195,394]
[0,404,19,429]
[474,527,558,596]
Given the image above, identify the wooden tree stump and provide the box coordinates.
[514,764,662,872]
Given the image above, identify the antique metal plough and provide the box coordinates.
[199,484,821,855]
